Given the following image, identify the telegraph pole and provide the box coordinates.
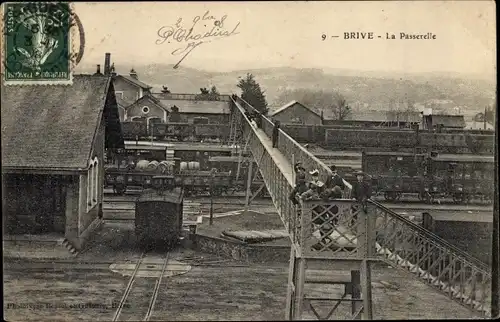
[209,168,215,225]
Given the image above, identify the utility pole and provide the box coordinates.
[209,169,215,225]
[485,106,488,130]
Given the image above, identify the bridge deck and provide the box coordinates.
[248,124,295,185]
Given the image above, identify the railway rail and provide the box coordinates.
[112,252,169,322]
[103,198,492,213]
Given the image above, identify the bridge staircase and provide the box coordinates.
[229,96,492,319]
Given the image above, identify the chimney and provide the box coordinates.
[130,68,138,79]
[94,64,102,75]
[104,53,111,75]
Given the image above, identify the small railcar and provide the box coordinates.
[135,176,184,249]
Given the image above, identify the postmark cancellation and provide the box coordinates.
[2,2,81,85]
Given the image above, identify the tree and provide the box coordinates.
[330,93,351,120]
[195,86,220,101]
[161,85,171,94]
[237,73,268,114]
[210,86,219,96]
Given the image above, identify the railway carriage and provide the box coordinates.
[362,151,429,201]
[428,154,494,202]
[361,150,494,203]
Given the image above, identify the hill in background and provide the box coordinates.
[77,64,495,117]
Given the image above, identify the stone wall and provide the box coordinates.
[194,233,290,263]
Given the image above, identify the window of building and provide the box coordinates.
[87,157,99,212]
[115,91,124,99]
[142,106,150,114]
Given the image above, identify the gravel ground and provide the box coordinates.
[4,220,482,321]
[4,258,479,321]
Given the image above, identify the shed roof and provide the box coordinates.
[158,99,230,114]
[270,101,321,117]
[1,75,120,171]
[347,109,421,123]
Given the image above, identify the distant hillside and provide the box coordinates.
[77,64,495,113]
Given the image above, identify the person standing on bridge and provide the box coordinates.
[272,120,281,148]
[289,163,308,206]
[351,171,372,214]
[254,111,263,129]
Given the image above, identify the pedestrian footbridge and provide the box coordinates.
[228,96,491,320]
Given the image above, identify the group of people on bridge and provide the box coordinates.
[289,162,372,207]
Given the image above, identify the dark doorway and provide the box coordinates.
[4,174,67,235]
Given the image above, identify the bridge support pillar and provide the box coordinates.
[285,254,373,320]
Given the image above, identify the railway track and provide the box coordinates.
[103,199,492,213]
[112,252,169,321]
[104,193,492,207]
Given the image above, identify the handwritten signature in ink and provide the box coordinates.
[156,11,240,68]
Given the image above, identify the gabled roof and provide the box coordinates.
[270,101,321,118]
[125,94,170,112]
[114,74,152,90]
[1,75,121,171]
[157,99,230,114]
[116,96,131,108]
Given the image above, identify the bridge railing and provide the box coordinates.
[234,96,352,199]
[295,199,376,259]
[293,198,491,316]
[232,95,491,317]
[371,200,491,316]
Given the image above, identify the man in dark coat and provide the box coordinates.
[325,165,345,190]
[351,171,372,202]
[272,120,280,148]
[351,171,372,214]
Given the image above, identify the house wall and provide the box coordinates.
[64,176,80,246]
[117,105,126,122]
[126,101,167,122]
[272,104,322,125]
[113,77,142,104]
[3,174,70,235]
[431,219,492,265]
[75,118,105,249]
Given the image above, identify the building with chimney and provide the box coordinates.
[2,75,124,251]
[97,53,231,125]
[99,53,154,121]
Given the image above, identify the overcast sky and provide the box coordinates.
[74,1,496,78]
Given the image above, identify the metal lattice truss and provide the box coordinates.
[373,205,491,316]
[230,96,492,318]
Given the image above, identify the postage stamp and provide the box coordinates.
[2,2,74,85]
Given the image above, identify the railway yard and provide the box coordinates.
[4,190,492,321]
[4,212,482,321]
[2,72,496,320]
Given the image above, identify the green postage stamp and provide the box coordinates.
[3,2,73,85]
